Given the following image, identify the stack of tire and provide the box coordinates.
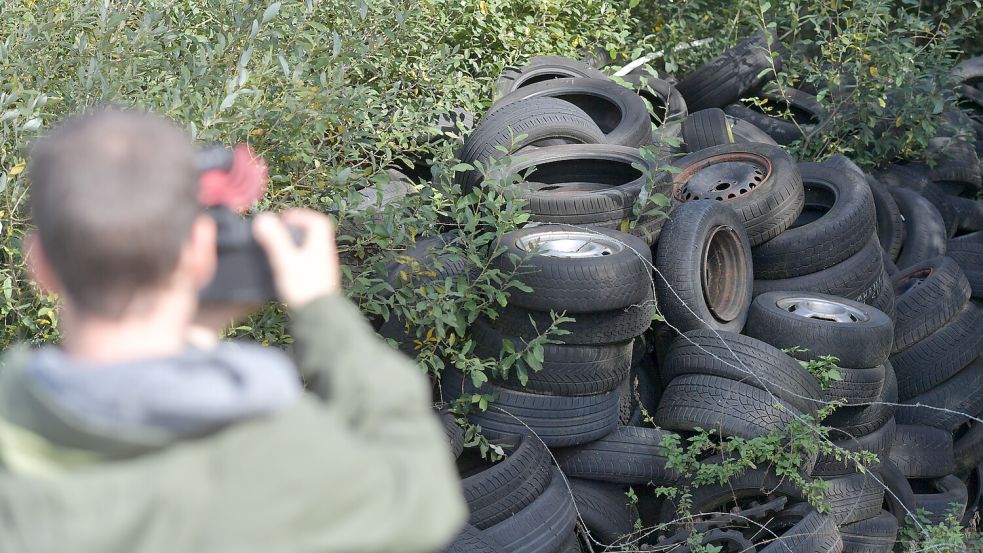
[414,43,983,553]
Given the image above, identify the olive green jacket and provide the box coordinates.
[0,295,466,553]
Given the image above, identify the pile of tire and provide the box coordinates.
[386,43,983,553]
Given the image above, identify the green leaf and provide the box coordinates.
[261,2,281,24]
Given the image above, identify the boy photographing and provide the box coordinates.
[0,110,465,552]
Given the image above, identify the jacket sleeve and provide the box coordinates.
[287,294,467,550]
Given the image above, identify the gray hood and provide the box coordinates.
[25,343,302,439]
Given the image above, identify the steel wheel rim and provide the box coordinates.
[776,296,870,323]
[516,230,624,258]
[701,225,747,323]
[674,151,773,203]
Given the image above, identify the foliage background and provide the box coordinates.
[1,0,981,549]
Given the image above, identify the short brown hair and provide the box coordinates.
[28,109,200,317]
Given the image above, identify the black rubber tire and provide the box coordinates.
[890,303,983,400]
[472,318,632,396]
[874,459,917,526]
[824,471,886,525]
[655,374,803,439]
[458,433,553,529]
[442,370,622,448]
[888,187,948,270]
[440,525,507,553]
[924,136,982,193]
[812,417,896,477]
[485,469,577,553]
[955,419,983,475]
[891,256,972,353]
[866,174,905,262]
[723,85,826,145]
[654,200,753,333]
[620,70,688,127]
[681,108,733,152]
[753,235,883,301]
[676,32,784,112]
[745,291,893,369]
[910,474,968,525]
[727,114,781,146]
[568,479,637,546]
[502,144,660,226]
[492,225,651,313]
[896,356,983,432]
[489,299,654,347]
[554,425,676,485]
[493,56,608,101]
[888,424,956,479]
[491,77,653,147]
[665,141,804,246]
[838,511,898,553]
[751,156,876,279]
[878,164,959,238]
[658,465,804,522]
[950,196,983,232]
[557,532,583,553]
[441,409,465,459]
[870,269,896,321]
[823,365,888,407]
[824,362,898,437]
[458,97,606,191]
[759,504,844,553]
[661,329,823,416]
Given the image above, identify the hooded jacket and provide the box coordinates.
[0,294,466,553]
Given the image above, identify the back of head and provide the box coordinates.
[28,109,199,317]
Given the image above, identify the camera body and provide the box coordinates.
[195,146,299,304]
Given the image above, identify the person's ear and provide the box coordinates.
[187,214,217,290]
[24,233,63,296]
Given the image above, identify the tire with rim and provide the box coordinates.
[658,465,803,522]
[681,108,733,152]
[458,98,606,191]
[554,425,676,485]
[501,144,662,226]
[660,329,823,416]
[491,77,653,147]
[866,174,905,262]
[890,303,983,400]
[493,56,608,101]
[891,256,971,352]
[654,200,753,333]
[888,424,956,479]
[472,318,632,396]
[745,291,893,369]
[723,84,826,145]
[751,156,876,279]
[655,374,803,439]
[442,370,621,447]
[457,433,553,529]
[888,187,947,270]
[663,142,804,246]
[491,225,651,313]
[484,469,577,553]
[675,32,785,112]
[752,235,883,301]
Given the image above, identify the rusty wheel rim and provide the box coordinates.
[701,225,748,323]
[674,152,772,203]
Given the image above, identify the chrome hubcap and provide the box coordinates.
[515,230,624,258]
[776,297,870,323]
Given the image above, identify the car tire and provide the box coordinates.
[891,256,972,352]
[493,56,608,101]
[681,108,733,152]
[888,187,947,270]
[554,425,676,485]
[675,32,785,112]
[654,200,753,333]
[888,424,956,479]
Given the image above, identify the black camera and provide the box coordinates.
[195,146,300,304]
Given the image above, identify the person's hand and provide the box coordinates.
[253,208,341,309]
